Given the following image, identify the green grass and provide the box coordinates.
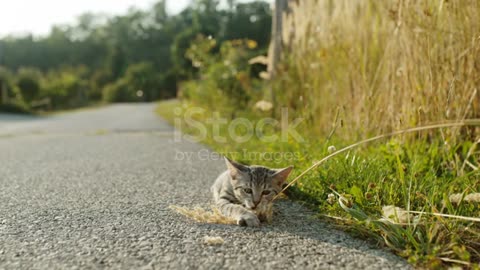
[157,100,480,269]
[154,99,181,124]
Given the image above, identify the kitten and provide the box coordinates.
[211,157,293,227]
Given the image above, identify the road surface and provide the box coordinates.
[0,104,411,269]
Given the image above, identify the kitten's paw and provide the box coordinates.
[237,213,260,227]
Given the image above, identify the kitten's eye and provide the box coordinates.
[262,190,272,195]
[243,188,253,194]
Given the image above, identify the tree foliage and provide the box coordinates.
[16,68,42,102]
[0,0,271,111]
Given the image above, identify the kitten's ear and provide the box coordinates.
[272,166,293,186]
[224,157,248,178]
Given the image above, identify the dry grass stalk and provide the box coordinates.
[170,204,275,225]
[382,205,412,224]
[449,193,480,204]
[407,210,480,223]
[203,236,225,245]
[274,120,480,200]
[169,205,236,225]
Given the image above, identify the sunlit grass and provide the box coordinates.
[157,100,480,268]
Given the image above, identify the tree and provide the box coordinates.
[222,1,271,48]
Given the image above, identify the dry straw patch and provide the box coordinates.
[449,192,480,204]
[169,205,237,225]
[170,203,274,225]
[278,0,480,139]
[203,236,225,245]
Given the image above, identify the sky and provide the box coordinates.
[0,0,190,37]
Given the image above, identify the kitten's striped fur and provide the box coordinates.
[211,158,293,227]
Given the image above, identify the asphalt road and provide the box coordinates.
[0,104,411,269]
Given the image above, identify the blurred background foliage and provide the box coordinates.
[0,0,271,112]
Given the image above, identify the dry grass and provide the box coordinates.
[203,236,225,245]
[169,203,275,225]
[277,0,480,139]
[169,205,237,225]
[449,192,480,204]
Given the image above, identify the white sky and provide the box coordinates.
[0,0,269,38]
[0,0,191,37]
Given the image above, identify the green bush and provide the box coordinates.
[89,69,113,101]
[102,78,141,102]
[0,67,21,102]
[172,28,199,79]
[158,69,178,99]
[41,68,89,109]
[123,62,161,101]
[16,67,42,103]
[0,101,31,114]
[182,36,262,114]
[103,62,168,103]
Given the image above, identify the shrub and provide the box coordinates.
[158,69,178,99]
[0,101,30,114]
[89,69,113,101]
[16,67,42,103]
[41,68,89,109]
[103,62,169,103]
[172,28,200,79]
[182,36,263,114]
[103,78,141,103]
[122,62,161,101]
[0,67,21,103]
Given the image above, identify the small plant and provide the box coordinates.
[182,35,264,115]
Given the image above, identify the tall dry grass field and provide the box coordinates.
[277,0,480,139]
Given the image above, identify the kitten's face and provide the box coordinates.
[225,158,293,210]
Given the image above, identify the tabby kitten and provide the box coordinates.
[211,158,293,227]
